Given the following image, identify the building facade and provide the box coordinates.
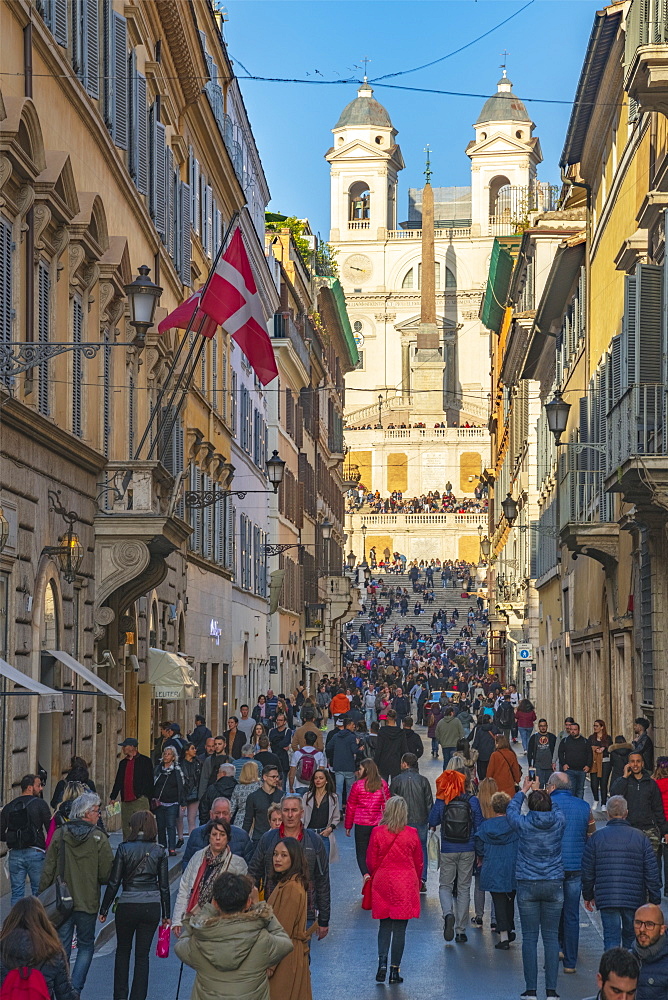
[328,74,556,565]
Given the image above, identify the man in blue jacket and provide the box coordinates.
[632,903,668,1000]
[548,772,596,974]
[582,794,661,950]
[327,715,362,809]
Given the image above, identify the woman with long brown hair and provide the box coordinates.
[267,838,313,1000]
[0,897,77,999]
[487,734,522,797]
[588,718,613,810]
[344,758,391,881]
[302,768,340,857]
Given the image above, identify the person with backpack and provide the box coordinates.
[288,732,327,793]
[494,694,516,743]
[0,774,52,906]
[428,768,483,944]
[0,896,78,1000]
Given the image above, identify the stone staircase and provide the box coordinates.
[347,570,486,641]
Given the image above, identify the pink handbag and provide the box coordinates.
[155,924,170,958]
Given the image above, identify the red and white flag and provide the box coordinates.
[157,227,278,385]
[200,227,278,385]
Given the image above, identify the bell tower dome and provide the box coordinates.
[466,72,542,236]
[326,81,404,241]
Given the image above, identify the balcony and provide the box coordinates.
[272,313,311,373]
[348,221,370,230]
[605,383,668,506]
[344,425,487,441]
[94,461,191,614]
[625,0,668,116]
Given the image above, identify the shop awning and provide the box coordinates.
[0,657,64,712]
[148,648,198,700]
[47,649,125,710]
[307,647,333,673]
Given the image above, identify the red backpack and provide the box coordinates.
[295,747,319,784]
[0,968,50,1000]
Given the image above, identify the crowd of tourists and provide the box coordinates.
[1,589,667,1000]
[347,488,488,515]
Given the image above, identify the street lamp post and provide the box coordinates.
[321,519,332,576]
[43,490,85,584]
[378,394,383,427]
[184,451,285,509]
[124,265,162,349]
[361,523,367,564]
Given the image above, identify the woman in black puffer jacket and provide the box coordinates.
[99,810,170,1000]
[0,897,78,999]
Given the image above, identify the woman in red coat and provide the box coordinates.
[366,796,423,985]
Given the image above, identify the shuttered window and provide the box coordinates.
[128,54,148,194]
[73,0,99,98]
[103,6,127,148]
[179,182,192,287]
[205,185,213,258]
[189,152,200,236]
[40,0,69,46]
[149,105,166,238]
[165,147,175,255]
[212,336,218,411]
[72,296,83,438]
[103,327,111,457]
[37,261,50,416]
[1,218,13,386]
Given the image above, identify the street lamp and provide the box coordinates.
[361,523,368,563]
[266,450,286,493]
[44,490,84,583]
[501,493,518,524]
[124,265,162,349]
[378,393,383,427]
[545,390,571,446]
[346,551,357,571]
[480,535,491,558]
[320,519,333,541]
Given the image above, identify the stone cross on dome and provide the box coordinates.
[500,50,509,76]
[361,55,371,83]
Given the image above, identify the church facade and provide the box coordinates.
[329,74,555,563]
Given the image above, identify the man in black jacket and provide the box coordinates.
[401,717,424,761]
[248,793,330,938]
[327,716,362,809]
[242,765,283,844]
[610,751,668,859]
[391,753,434,890]
[268,712,293,783]
[558,722,593,798]
[109,738,154,839]
[374,710,408,781]
[198,763,238,824]
[527,720,557,788]
[494,693,515,742]
[392,687,410,726]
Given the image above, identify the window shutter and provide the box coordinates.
[206,185,213,258]
[108,10,127,147]
[103,329,111,457]
[621,274,637,390]
[215,206,222,255]
[180,181,192,287]
[72,297,83,437]
[212,336,218,411]
[200,341,207,394]
[53,0,69,46]
[83,0,99,99]
[136,73,148,194]
[194,161,201,236]
[164,146,173,251]
[635,262,663,383]
[1,218,13,351]
[609,335,622,410]
[149,109,166,238]
[37,261,50,416]
[128,372,135,458]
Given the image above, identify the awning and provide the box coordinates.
[480,237,522,334]
[523,241,585,379]
[148,648,198,700]
[307,646,333,673]
[47,649,125,710]
[269,569,286,615]
[0,657,64,713]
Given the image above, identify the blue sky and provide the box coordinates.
[224,0,603,237]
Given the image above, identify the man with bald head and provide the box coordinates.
[632,903,668,999]
[182,796,251,867]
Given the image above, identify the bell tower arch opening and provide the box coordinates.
[349,181,371,222]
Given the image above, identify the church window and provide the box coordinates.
[480,132,487,140]
[402,262,449,290]
[375,136,383,145]
[516,130,523,139]
[489,175,512,217]
[338,136,344,145]
[349,181,371,221]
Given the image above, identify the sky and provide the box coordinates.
[223,0,604,238]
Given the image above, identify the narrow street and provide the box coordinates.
[90,734,619,1000]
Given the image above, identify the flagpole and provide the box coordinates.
[135,211,241,463]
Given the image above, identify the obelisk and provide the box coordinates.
[411,147,445,416]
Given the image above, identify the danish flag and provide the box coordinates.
[158,227,278,385]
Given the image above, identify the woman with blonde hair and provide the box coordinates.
[472,777,498,927]
[45,780,87,847]
[366,796,423,984]
[343,758,390,880]
[230,761,261,828]
[0,897,77,999]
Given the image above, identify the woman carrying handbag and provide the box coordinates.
[151,747,186,855]
[99,811,170,1000]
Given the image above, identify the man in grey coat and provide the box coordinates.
[391,753,434,890]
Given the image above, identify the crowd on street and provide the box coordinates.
[1,577,667,1000]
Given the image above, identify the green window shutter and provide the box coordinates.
[635,263,663,383]
[621,274,637,391]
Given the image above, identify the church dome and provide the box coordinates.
[335,82,393,129]
[475,74,531,125]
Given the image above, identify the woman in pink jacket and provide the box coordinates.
[367,796,423,984]
[344,759,390,880]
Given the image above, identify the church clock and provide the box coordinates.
[342,254,372,283]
